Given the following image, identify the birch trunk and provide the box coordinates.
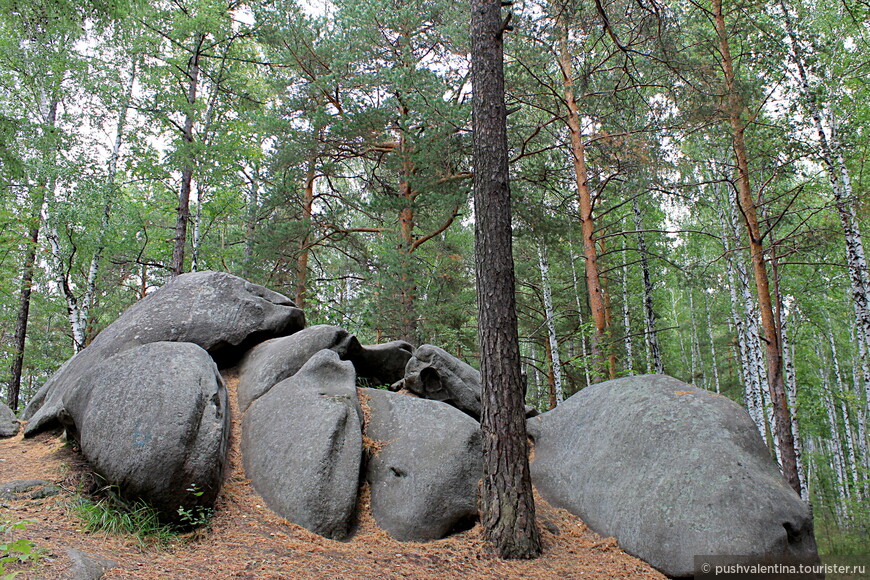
[8,98,59,410]
[705,294,722,394]
[633,197,662,373]
[171,34,205,277]
[713,0,800,493]
[568,242,592,388]
[538,241,563,404]
[80,60,137,343]
[622,237,634,374]
[782,320,809,502]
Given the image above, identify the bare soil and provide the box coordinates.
[0,372,665,579]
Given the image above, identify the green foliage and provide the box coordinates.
[0,519,45,579]
[70,493,177,548]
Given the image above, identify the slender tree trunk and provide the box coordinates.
[721,190,765,437]
[81,60,137,344]
[538,241,563,404]
[295,162,316,308]
[705,294,721,394]
[171,35,204,277]
[555,21,607,379]
[243,162,260,272]
[633,198,662,373]
[568,242,592,387]
[8,99,59,410]
[780,1,870,411]
[713,0,800,493]
[471,0,540,558]
[9,197,44,411]
[621,237,634,374]
[782,319,809,502]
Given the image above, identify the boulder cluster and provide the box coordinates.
[18,272,819,577]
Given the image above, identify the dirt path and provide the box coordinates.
[0,372,665,579]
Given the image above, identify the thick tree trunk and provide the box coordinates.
[471,0,541,558]
[713,0,800,494]
[555,23,607,379]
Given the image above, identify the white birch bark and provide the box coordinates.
[568,242,592,388]
[782,319,809,501]
[622,237,634,374]
[720,194,766,438]
[781,0,870,449]
[538,241,563,404]
[633,197,662,373]
[705,294,722,394]
[689,289,702,388]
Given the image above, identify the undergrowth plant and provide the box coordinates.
[70,482,214,548]
[0,519,44,579]
[70,490,177,548]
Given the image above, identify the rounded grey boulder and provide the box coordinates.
[242,349,362,540]
[24,271,303,435]
[362,388,482,541]
[0,403,19,438]
[63,342,228,518]
[352,340,414,386]
[400,345,482,419]
[237,325,360,412]
[527,374,818,578]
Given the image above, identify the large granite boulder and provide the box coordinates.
[24,271,304,435]
[62,342,228,518]
[352,341,414,387]
[399,345,482,419]
[237,325,360,412]
[0,403,19,438]
[362,388,482,541]
[242,350,362,540]
[527,374,818,578]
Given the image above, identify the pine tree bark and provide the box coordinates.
[471,0,541,559]
[713,0,800,494]
[555,20,607,379]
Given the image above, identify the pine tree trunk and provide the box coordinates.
[713,0,800,493]
[471,0,540,558]
[555,21,607,379]
[296,163,316,308]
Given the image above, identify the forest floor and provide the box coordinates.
[0,372,665,580]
